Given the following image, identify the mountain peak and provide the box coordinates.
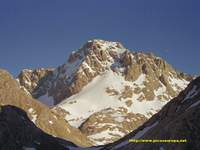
[81,39,126,55]
[16,39,194,145]
[86,39,124,48]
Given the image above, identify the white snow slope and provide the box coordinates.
[58,69,187,128]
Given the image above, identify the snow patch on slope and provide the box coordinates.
[59,70,128,127]
[154,85,166,97]
[59,70,167,127]
[89,39,126,54]
[28,108,38,124]
[134,74,146,88]
[168,76,189,92]
[88,129,125,145]
[130,98,167,118]
[182,85,199,103]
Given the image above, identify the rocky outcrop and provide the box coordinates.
[0,69,91,147]
[103,77,200,150]
[17,68,55,98]
[80,108,147,146]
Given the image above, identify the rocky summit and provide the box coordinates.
[17,39,193,145]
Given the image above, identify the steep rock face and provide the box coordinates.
[17,39,193,145]
[17,68,55,106]
[79,108,147,145]
[0,69,91,147]
[17,68,54,95]
[104,77,200,150]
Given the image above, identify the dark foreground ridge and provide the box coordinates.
[0,105,78,150]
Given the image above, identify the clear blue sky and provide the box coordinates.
[0,0,199,76]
